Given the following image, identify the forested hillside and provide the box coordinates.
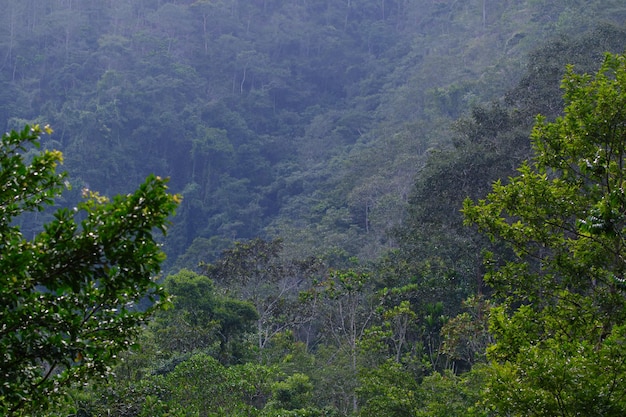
[3,0,626,416]
[3,0,624,267]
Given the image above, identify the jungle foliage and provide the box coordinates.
[3,0,626,416]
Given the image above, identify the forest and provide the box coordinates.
[3,0,626,415]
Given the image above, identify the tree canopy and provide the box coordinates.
[463,52,626,415]
[0,125,178,416]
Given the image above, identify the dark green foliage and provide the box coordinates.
[381,102,531,376]
[153,269,258,362]
[506,23,626,119]
[156,353,276,415]
[357,359,420,417]
[268,373,314,411]
[4,0,624,267]
[68,352,279,416]
[387,22,626,380]
[0,125,178,416]
[205,239,325,348]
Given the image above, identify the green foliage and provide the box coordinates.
[440,296,492,368]
[506,23,626,120]
[392,102,531,292]
[65,351,280,416]
[357,360,489,417]
[204,238,325,351]
[357,359,420,417]
[414,366,489,417]
[268,373,314,411]
[485,306,626,416]
[152,269,258,362]
[8,0,625,266]
[0,125,179,416]
[7,4,626,417]
[464,52,626,415]
[308,270,380,415]
[157,352,276,416]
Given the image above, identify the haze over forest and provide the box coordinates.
[3,0,626,415]
[5,0,621,268]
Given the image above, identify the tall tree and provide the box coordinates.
[0,125,179,416]
[204,238,324,350]
[312,269,379,415]
[463,52,626,415]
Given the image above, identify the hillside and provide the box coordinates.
[2,1,624,269]
[4,1,626,416]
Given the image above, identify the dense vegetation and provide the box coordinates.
[0,125,178,416]
[6,0,624,266]
[3,0,626,415]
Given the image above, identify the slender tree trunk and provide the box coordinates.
[482,0,486,28]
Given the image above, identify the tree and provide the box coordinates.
[0,125,179,416]
[153,269,258,362]
[311,269,380,415]
[463,53,626,415]
[267,373,314,411]
[413,366,488,417]
[156,352,276,416]
[204,238,324,351]
[357,359,420,417]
